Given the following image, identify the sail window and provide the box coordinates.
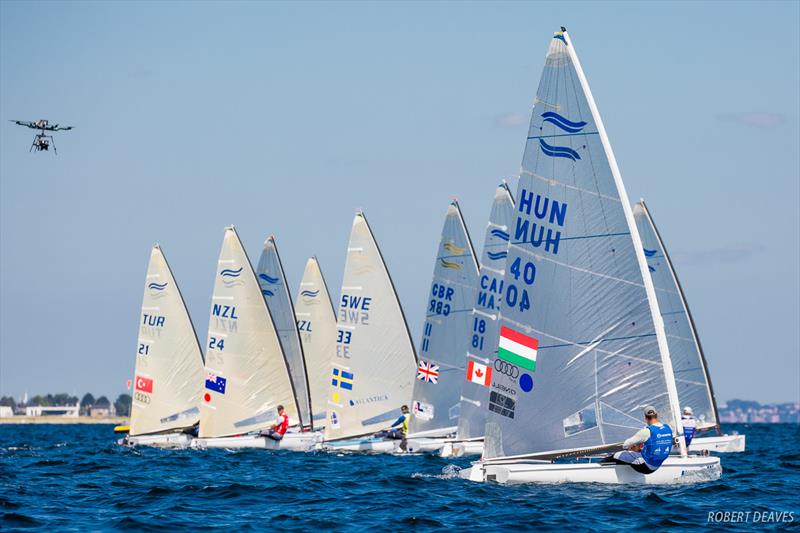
[563,405,598,436]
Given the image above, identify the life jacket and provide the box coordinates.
[275,413,289,436]
[641,423,673,468]
[682,415,697,447]
[401,413,409,435]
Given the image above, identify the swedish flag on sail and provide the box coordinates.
[331,367,354,390]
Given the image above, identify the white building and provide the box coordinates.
[25,405,80,417]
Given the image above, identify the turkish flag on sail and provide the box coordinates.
[466,360,492,387]
[135,375,153,393]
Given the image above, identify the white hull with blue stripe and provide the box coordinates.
[321,437,402,453]
[461,455,721,485]
[123,432,194,448]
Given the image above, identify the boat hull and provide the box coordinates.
[123,433,193,448]
[406,437,484,457]
[461,455,721,485]
[191,432,322,451]
[689,434,746,453]
[322,437,401,453]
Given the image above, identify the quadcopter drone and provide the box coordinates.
[10,119,74,154]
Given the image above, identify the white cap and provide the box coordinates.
[683,406,693,415]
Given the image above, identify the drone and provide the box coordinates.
[9,119,74,154]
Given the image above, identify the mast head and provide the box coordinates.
[561,26,567,32]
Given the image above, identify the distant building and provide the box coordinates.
[24,405,80,417]
[0,406,13,417]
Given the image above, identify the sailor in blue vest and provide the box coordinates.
[604,405,674,474]
[681,406,697,448]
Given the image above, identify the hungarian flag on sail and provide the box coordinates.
[466,360,492,386]
[498,326,539,371]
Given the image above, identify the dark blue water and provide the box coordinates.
[1,424,798,531]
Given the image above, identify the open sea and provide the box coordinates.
[1,423,798,531]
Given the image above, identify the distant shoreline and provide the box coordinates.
[0,416,128,425]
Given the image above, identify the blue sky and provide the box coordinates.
[1,1,798,403]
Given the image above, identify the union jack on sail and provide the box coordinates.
[417,360,440,384]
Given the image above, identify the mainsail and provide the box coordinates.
[484,29,684,461]
[457,183,516,440]
[409,201,479,437]
[256,236,312,428]
[324,211,418,441]
[130,245,205,436]
[199,226,299,438]
[295,256,338,426]
[634,200,719,430]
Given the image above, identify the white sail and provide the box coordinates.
[199,226,299,438]
[456,183,516,440]
[295,256,338,426]
[634,200,719,430]
[324,212,418,441]
[256,236,312,428]
[484,28,684,461]
[409,201,480,437]
[130,245,205,436]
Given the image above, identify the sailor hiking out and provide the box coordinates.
[374,405,410,450]
[604,406,674,474]
[262,405,290,441]
[681,406,697,448]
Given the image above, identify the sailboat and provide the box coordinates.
[405,200,480,454]
[256,235,313,430]
[322,211,418,452]
[427,183,517,458]
[634,200,745,453]
[462,28,721,484]
[295,256,338,427]
[124,244,205,448]
[191,226,320,450]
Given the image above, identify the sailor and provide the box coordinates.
[374,405,410,449]
[262,405,289,441]
[604,405,673,474]
[682,406,697,448]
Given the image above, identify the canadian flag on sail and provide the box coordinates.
[466,360,492,387]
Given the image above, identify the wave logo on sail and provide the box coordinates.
[643,248,657,257]
[261,289,274,297]
[490,229,510,242]
[541,111,587,133]
[259,273,279,284]
[539,138,582,162]
[300,289,319,304]
[443,242,465,255]
[486,251,508,261]
[440,258,462,270]
[147,282,168,298]
[220,266,244,288]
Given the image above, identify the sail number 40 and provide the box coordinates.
[507,257,533,313]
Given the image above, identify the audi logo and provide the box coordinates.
[494,359,519,378]
[134,392,151,404]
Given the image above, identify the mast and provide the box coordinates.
[639,200,720,431]
[561,28,686,455]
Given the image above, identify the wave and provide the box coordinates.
[261,289,274,297]
[301,290,319,298]
[259,273,280,284]
[220,267,243,278]
[539,138,581,161]
[443,242,465,255]
[440,258,462,270]
[490,229,510,242]
[541,111,587,133]
[486,251,508,261]
[147,282,168,291]
[643,248,657,257]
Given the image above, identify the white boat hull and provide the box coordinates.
[461,455,721,485]
[689,434,746,453]
[124,433,194,448]
[322,437,401,453]
[191,432,322,451]
[406,437,484,458]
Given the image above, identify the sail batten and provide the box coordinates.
[409,201,480,437]
[130,245,205,436]
[324,212,417,441]
[483,29,683,461]
[199,227,299,438]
